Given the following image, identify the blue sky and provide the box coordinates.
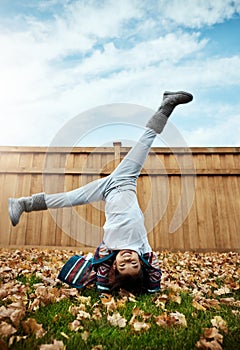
[0,0,240,147]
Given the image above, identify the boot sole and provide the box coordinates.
[164,91,193,101]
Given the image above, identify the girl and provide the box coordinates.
[8,91,193,294]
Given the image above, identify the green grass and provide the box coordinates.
[0,250,239,350]
[5,286,239,350]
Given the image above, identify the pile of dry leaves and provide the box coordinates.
[0,249,239,349]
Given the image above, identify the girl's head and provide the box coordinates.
[109,250,147,294]
[114,250,141,275]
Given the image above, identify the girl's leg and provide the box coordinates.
[9,128,156,226]
[45,176,110,208]
[105,90,193,193]
[104,128,157,194]
[9,175,111,226]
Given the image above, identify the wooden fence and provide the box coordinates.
[0,145,239,252]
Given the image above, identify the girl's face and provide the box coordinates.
[115,250,141,276]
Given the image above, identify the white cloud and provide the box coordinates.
[159,0,240,28]
[73,32,207,75]
[182,114,240,146]
[65,0,142,38]
[0,0,239,146]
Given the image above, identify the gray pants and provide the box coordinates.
[45,128,157,208]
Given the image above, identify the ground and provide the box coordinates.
[0,249,239,350]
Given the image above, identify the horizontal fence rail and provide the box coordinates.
[0,145,239,252]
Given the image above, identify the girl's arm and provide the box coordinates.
[141,251,162,293]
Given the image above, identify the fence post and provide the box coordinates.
[113,141,122,168]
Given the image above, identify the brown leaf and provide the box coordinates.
[219,297,235,305]
[131,321,151,332]
[76,310,91,320]
[81,330,90,342]
[129,307,152,326]
[101,295,117,312]
[192,300,207,311]
[68,320,82,332]
[0,306,11,319]
[196,338,223,350]
[69,304,86,316]
[28,298,41,311]
[107,312,127,328]
[211,316,228,334]
[92,307,102,320]
[155,313,176,328]
[39,339,66,350]
[154,294,168,309]
[8,335,28,346]
[60,332,69,340]
[196,327,224,349]
[0,322,17,337]
[77,296,91,305]
[22,318,46,338]
[10,309,25,327]
[118,289,137,302]
[155,312,187,328]
[203,327,223,343]
[167,290,182,305]
[214,287,230,296]
[203,299,220,310]
[169,312,187,327]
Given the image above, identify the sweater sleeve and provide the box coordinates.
[94,242,113,260]
[141,251,162,293]
[94,242,115,293]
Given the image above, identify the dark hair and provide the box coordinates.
[108,265,147,295]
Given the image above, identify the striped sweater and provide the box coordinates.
[58,242,162,293]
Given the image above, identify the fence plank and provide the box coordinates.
[0,146,239,251]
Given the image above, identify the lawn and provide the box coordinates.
[0,249,239,350]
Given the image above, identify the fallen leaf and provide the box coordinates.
[211,316,228,334]
[203,299,220,310]
[169,312,187,327]
[196,338,223,350]
[169,292,182,304]
[68,320,82,332]
[192,300,207,311]
[118,289,137,302]
[8,335,28,347]
[0,322,17,337]
[154,294,168,309]
[77,296,91,305]
[39,339,66,350]
[101,295,117,312]
[214,287,230,296]
[60,332,69,339]
[219,297,235,305]
[196,327,223,350]
[69,304,86,316]
[155,312,187,328]
[76,310,91,320]
[107,312,127,328]
[131,320,151,332]
[22,318,46,338]
[81,330,90,342]
[92,307,102,320]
